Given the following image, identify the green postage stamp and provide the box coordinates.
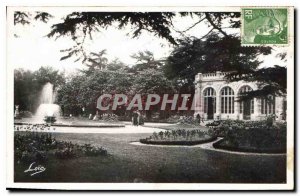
[241,7,288,46]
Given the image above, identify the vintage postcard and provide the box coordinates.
[6,6,294,190]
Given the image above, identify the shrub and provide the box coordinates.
[101,113,119,122]
[164,115,181,123]
[205,121,221,127]
[266,114,276,126]
[82,144,108,156]
[15,130,108,163]
[14,132,56,163]
[19,150,48,163]
[55,147,77,159]
[54,141,108,158]
[19,111,33,118]
[212,120,287,151]
[44,116,57,124]
[178,116,200,125]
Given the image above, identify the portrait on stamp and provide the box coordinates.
[242,8,288,45]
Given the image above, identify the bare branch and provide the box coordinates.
[204,13,228,37]
[182,17,206,33]
[199,28,214,39]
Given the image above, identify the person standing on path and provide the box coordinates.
[132,111,138,126]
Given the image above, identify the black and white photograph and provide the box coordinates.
[6,6,294,190]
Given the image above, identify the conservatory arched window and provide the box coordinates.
[203,87,216,113]
[238,85,254,120]
[221,86,235,114]
[261,95,275,115]
[239,85,254,114]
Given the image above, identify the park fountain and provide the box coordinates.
[35,82,60,123]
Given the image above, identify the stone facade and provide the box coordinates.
[194,71,286,121]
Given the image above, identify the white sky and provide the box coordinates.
[9,11,287,74]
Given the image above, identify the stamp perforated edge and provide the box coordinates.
[241,6,292,47]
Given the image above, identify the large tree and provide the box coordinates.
[84,49,108,71]
[14,11,286,101]
[56,74,86,116]
[57,69,135,116]
[131,68,176,119]
[14,69,37,111]
[227,65,287,101]
[56,67,176,118]
[164,34,272,94]
[130,50,164,72]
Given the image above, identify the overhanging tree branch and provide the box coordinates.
[182,17,206,33]
[204,13,228,37]
[226,65,286,101]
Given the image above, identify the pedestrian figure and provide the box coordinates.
[136,110,141,126]
[132,111,138,126]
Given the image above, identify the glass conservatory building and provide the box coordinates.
[194,71,286,121]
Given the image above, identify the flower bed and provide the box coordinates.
[101,113,119,122]
[140,129,217,145]
[15,131,108,164]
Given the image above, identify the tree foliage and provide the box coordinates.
[55,74,86,115]
[227,65,287,101]
[14,11,53,25]
[13,10,286,108]
[14,11,241,62]
[106,58,128,71]
[164,34,272,93]
[130,50,164,72]
[85,49,108,71]
[14,66,65,112]
[55,66,175,116]
[47,12,177,62]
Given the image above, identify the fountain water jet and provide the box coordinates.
[35,82,61,122]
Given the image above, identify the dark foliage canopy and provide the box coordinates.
[227,65,287,101]
[13,11,286,103]
[164,34,272,93]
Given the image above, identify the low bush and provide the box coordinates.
[20,150,48,163]
[211,120,287,153]
[101,113,119,122]
[54,142,108,159]
[19,111,33,118]
[55,147,77,159]
[44,116,57,124]
[177,116,200,125]
[205,121,221,127]
[82,144,108,156]
[164,115,181,123]
[15,132,56,163]
[15,131,108,163]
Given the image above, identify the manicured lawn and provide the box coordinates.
[14,131,286,183]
